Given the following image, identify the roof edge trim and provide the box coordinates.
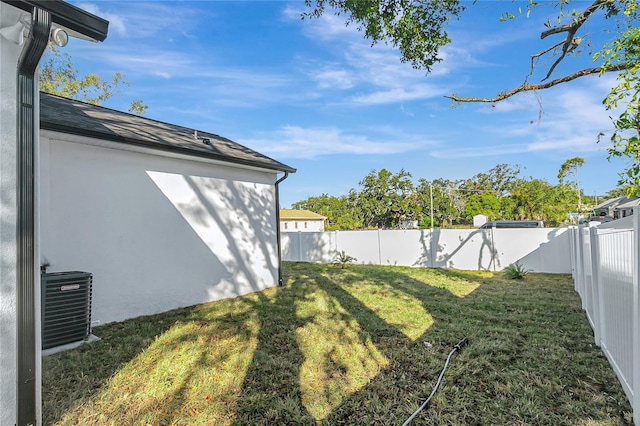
[3,0,108,41]
[40,122,297,174]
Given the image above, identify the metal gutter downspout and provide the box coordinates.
[16,6,51,425]
[275,171,289,286]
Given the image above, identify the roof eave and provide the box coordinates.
[40,120,297,174]
[4,0,108,41]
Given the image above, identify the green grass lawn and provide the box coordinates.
[42,262,633,425]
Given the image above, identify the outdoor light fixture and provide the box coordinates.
[1,19,70,48]
[0,19,26,45]
[51,26,68,47]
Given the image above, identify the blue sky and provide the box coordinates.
[62,1,628,208]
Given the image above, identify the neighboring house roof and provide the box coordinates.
[592,196,626,211]
[280,209,326,220]
[615,197,640,210]
[39,92,296,174]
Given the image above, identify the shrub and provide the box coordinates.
[503,263,530,280]
[333,251,357,269]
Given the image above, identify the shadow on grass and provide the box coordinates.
[232,263,504,424]
[320,266,631,425]
[43,302,260,425]
[43,263,632,425]
[231,288,315,425]
[43,307,186,425]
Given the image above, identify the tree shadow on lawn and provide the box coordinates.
[42,307,189,425]
[43,265,632,425]
[234,264,477,425]
[320,267,632,425]
[231,288,316,425]
[42,296,275,425]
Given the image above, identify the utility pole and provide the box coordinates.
[430,182,434,232]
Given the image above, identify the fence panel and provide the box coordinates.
[281,231,336,263]
[377,229,430,267]
[595,217,635,407]
[431,229,494,270]
[581,226,596,327]
[493,228,570,273]
[282,227,572,273]
[571,211,639,425]
[334,230,381,265]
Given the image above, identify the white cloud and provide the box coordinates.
[284,5,361,41]
[310,68,354,90]
[351,85,446,105]
[239,126,426,159]
[154,71,171,79]
[77,2,127,35]
[430,79,615,159]
[527,136,609,153]
[91,48,193,76]
[78,2,202,39]
[285,4,450,104]
[78,44,291,105]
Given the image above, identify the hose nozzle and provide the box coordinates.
[453,337,469,352]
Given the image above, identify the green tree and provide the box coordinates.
[599,25,640,196]
[303,0,464,72]
[464,193,502,222]
[39,45,147,115]
[415,178,464,228]
[510,179,550,222]
[605,185,635,198]
[305,1,639,193]
[461,164,521,198]
[510,179,574,226]
[291,193,361,230]
[558,157,585,212]
[357,168,414,228]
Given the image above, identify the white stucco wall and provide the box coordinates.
[40,132,281,324]
[1,4,26,423]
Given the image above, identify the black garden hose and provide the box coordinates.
[402,338,469,426]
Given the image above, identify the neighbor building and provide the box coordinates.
[280,209,326,232]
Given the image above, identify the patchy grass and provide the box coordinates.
[43,262,633,425]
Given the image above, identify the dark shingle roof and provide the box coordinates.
[39,92,296,173]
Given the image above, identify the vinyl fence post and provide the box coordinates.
[633,206,640,426]
[573,227,581,293]
[490,227,496,272]
[297,231,303,262]
[570,227,577,284]
[430,229,436,268]
[575,227,585,303]
[589,226,602,347]
[377,228,382,265]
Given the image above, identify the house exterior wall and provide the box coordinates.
[1,4,26,422]
[40,132,280,324]
[281,219,324,232]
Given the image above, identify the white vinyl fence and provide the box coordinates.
[571,208,640,426]
[282,227,572,273]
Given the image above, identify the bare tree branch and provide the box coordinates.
[445,63,629,103]
[508,0,613,84]
[543,37,581,81]
[536,0,614,81]
[540,0,611,40]
[528,40,564,81]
